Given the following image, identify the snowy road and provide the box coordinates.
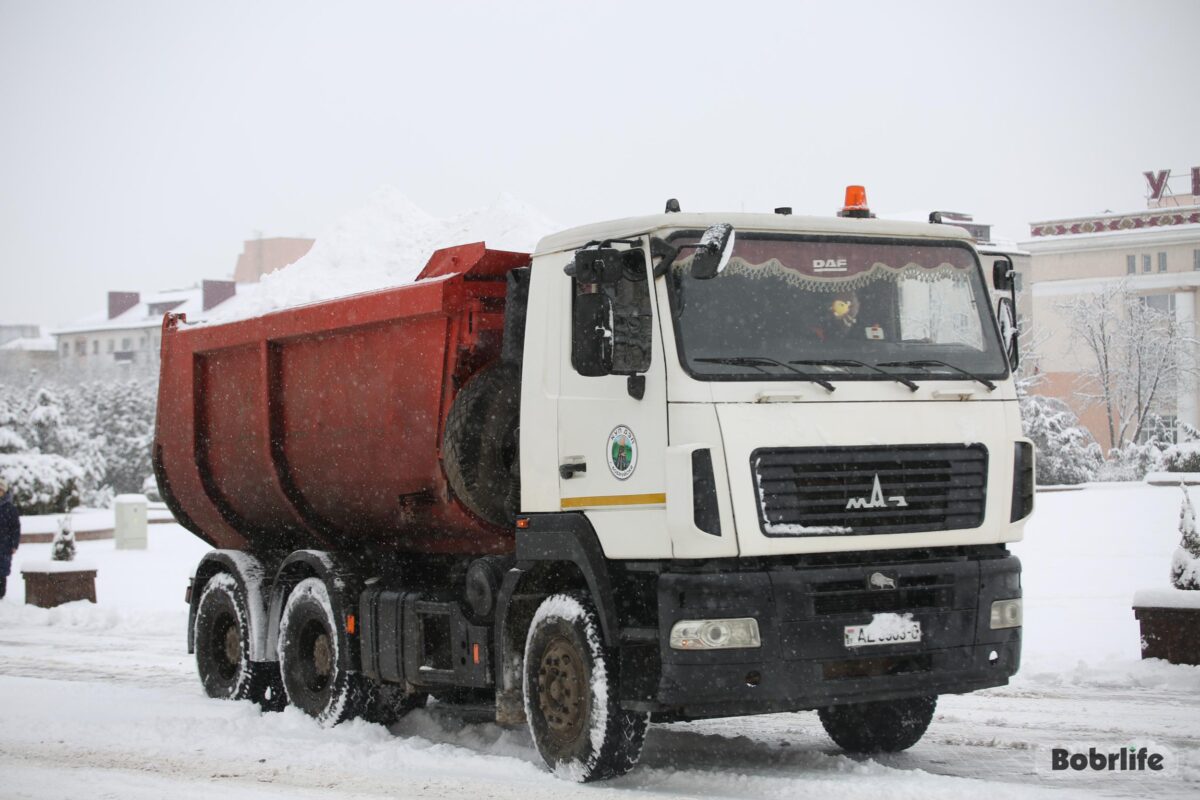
[0,616,1193,799]
[3,484,1199,798]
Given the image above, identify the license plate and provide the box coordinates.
[844,614,922,648]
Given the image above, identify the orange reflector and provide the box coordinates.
[516,517,530,529]
[842,184,869,212]
[472,642,481,664]
[345,614,356,635]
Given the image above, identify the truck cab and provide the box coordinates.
[502,196,1029,764]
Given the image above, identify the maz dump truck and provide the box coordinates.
[154,188,1032,781]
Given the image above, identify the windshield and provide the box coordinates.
[665,233,1009,382]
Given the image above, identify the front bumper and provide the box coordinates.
[632,552,1020,719]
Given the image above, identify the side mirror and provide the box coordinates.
[992,259,1013,291]
[571,292,613,376]
[566,248,624,284]
[997,297,1019,370]
[690,224,736,280]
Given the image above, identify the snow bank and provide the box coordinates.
[204,188,556,324]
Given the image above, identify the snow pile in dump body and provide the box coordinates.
[204,188,557,324]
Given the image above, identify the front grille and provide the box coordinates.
[810,574,955,616]
[752,444,987,536]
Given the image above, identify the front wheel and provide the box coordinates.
[523,593,647,782]
[818,695,937,753]
[277,577,364,725]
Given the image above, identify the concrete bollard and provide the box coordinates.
[114,494,149,550]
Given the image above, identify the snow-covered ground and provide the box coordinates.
[2,483,1198,798]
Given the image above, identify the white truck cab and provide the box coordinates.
[492,194,1031,778]
[520,201,1032,560]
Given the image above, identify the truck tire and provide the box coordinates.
[523,593,647,782]
[818,695,937,753]
[194,573,283,710]
[277,577,365,725]
[442,362,521,528]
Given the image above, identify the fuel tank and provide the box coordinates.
[152,243,529,557]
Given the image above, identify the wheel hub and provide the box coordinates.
[312,632,333,677]
[537,636,586,740]
[223,623,240,666]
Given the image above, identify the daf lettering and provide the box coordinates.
[812,257,848,272]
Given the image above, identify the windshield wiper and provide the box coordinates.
[876,360,996,392]
[695,356,836,392]
[789,359,919,392]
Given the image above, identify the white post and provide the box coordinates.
[114,494,148,550]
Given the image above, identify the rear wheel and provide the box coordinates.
[194,573,283,710]
[818,695,937,753]
[523,593,647,782]
[277,577,364,725]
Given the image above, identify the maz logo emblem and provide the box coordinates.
[845,474,908,510]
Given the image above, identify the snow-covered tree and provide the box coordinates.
[1170,486,1200,590]
[1019,393,1103,485]
[52,513,76,562]
[80,380,155,494]
[1058,282,1199,451]
[29,387,67,454]
[0,377,156,508]
[0,400,29,455]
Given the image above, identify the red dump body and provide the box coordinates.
[153,243,530,557]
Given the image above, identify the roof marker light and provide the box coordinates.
[838,185,875,219]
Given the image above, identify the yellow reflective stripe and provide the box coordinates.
[561,493,666,509]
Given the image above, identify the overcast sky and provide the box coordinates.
[2,0,1197,327]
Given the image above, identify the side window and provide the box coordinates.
[570,246,653,376]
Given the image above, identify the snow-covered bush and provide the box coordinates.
[1019,393,1103,485]
[1099,441,1164,482]
[0,453,82,514]
[52,514,76,561]
[0,397,30,454]
[1170,486,1200,590]
[0,378,156,506]
[1162,441,1200,473]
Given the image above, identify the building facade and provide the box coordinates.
[233,237,314,283]
[1022,166,1200,450]
[52,280,236,374]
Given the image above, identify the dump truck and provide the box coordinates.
[155,188,1031,781]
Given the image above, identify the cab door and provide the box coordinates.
[555,238,672,559]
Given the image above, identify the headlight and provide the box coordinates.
[669,617,761,650]
[990,598,1022,629]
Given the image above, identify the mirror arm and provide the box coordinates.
[650,236,679,278]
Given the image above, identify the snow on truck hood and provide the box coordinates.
[199,187,556,325]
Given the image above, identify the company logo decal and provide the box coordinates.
[845,475,908,510]
[607,426,638,481]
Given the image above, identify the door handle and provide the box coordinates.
[559,461,587,479]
